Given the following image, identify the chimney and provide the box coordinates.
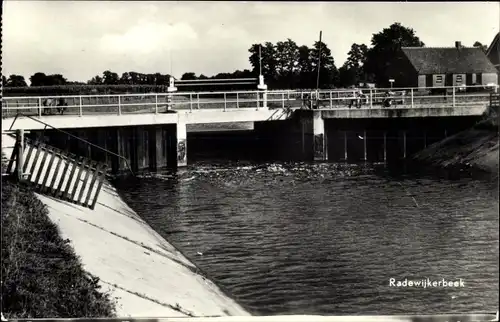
[455,41,462,49]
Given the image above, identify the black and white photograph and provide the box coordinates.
[1,1,499,322]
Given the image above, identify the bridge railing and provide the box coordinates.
[1,84,497,118]
[266,84,496,109]
[1,90,270,118]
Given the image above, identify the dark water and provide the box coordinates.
[114,162,499,315]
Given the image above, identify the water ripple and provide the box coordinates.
[115,162,499,315]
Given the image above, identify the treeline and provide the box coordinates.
[2,23,490,94]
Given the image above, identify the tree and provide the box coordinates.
[473,41,488,52]
[48,74,68,86]
[153,73,169,85]
[297,45,313,88]
[345,43,368,69]
[5,74,28,87]
[338,66,357,88]
[29,72,67,86]
[275,39,300,88]
[29,72,48,86]
[102,70,119,85]
[248,42,278,86]
[2,75,7,88]
[338,43,369,87]
[119,72,132,85]
[87,75,103,85]
[181,72,197,80]
[364,22,425,86]
[310,40,338,89]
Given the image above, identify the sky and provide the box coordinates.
[3,1,500,83]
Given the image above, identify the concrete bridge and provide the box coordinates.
[2,85,497,172]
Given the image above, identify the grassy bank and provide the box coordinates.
[1,178,116,318]
[413,110,499,174]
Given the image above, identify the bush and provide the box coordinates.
[1,180,116,318]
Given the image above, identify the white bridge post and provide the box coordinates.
[257,75,268,109]
[167,76,178,111]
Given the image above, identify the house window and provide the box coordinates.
[456,75,463,82]
[436,75,443,83]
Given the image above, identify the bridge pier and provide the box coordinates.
[343,131,348,161]
[403,131,407,159]
[300,111,327,161]
[383,131,387,163]
[175,122,188,168]
[152,126,167,171]
[136,127,149,171]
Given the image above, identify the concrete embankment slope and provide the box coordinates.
[413,109,499,174]
[1,134,249,318]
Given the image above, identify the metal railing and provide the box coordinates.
[1,85,497,118]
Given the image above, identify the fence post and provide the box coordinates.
[79,96,83,116]
[118,96,122,115]
[410,89,414,108]
[329,91,333,108]
[38,97,42,117]
[369,90,373,109]
[190,93,193,112]
[452,86,456,108]
[197,93,200,109]
[155,94,159,114]
[16,129,24,182]
[224,93,227,111]
[282,92,285,109]
[236,92,239,108]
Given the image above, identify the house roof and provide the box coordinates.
[401,46,498,74]
[486,32,500,67]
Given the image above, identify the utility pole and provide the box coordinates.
[316,31,322,90]
[315,31,323,109]
[259,44,263,77]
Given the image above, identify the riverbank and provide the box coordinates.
[1,134,250,318]
[1,179,116,318]
[413,110,499,175]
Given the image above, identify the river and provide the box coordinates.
[114,161,498,315]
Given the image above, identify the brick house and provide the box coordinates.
[385,41,498,89]
[486,32,500,73]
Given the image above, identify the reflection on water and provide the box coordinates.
[114,162,499,315]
